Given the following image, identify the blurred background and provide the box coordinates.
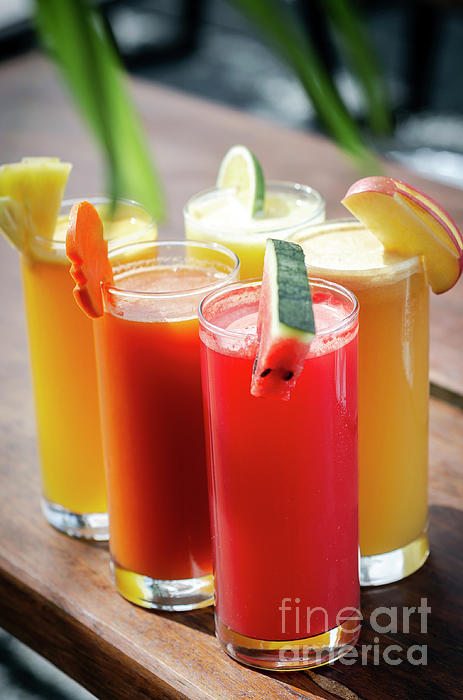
[0,0,462,697]
[1,0,463,185]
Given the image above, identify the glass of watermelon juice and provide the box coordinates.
[199,277,360,670]
[22,197,155,540]
[93,240,239,610]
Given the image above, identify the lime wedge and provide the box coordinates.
[217,145,265,216]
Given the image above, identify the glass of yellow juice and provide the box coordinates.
[292,219,429,586]
[21,198,156,540]
[184,181,325,280]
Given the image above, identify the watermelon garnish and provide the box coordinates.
[66,201,113,319]
[251,239,315,400]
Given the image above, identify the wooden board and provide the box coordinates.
[0,216,462,697]
[0,52,462,699]
[1,480,462,699]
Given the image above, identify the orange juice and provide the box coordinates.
[22,255,106,514]
[22,199,155,538]
[292,220,429,585]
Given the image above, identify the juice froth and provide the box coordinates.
[203,283,356,360]
[188,189,319,235]
[185,183,325,279]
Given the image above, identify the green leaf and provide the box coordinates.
[34,0,165,221]
[228,0,381,171]
[324,0,392,136]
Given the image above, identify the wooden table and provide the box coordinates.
[0,53,462,699]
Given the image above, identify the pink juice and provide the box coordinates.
[200,281,360,643]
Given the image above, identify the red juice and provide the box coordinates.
[199,279,360,662]
[95,293,211,582]
[93,240,239,610]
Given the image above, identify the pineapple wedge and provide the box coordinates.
[0,157,72,253]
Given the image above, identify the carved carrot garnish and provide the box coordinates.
[66,201,113,318]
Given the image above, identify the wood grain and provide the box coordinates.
[0,52,462,699]
[0,216,462,697]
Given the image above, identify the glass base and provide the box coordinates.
[360,524,429,586]
[112,561,214,611]
[41,498,109,541]
[216,614,360,671]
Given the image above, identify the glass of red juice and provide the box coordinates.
[199,278,360,669]
[94,240,239,610]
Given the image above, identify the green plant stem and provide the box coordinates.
[35,0,165,220]
[324,0,392,136]
[229,0,381,171]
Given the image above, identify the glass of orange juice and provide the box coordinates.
[93,240,239,610]
[21,197,156,540]
[291,219,429,585]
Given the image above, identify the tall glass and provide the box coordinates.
[21,198,155,540]
[291,220,430,585]
[94,240,239,610]
[199,278,360,670]
[184,181,325,279]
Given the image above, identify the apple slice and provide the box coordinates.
[66,201,114,318]
[342,176,463,293]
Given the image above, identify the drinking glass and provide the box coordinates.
[21,197,155,539]
[292,219,430,585]
[184,181,325,279]
[199,277,360,669]
[94,240,239,610]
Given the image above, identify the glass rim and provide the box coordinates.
[61,195,152,211]
[105,239,240,301]
[290,217,423,275]
[30,195,155,247]
[183,180,326,235]
[199,276,359,340]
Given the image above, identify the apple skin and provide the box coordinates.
[345,176,396,199]
[342,176,463,293]
[398,189,463,275]
[393,179,463,255]
[345,176,463,257]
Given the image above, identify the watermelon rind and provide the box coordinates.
[251,238,315,400]
[269,238,315,341]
